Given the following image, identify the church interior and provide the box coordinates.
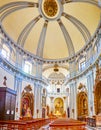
[0,0,101,129]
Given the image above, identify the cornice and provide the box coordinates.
[0,54,49,86]
[64,49,101,85]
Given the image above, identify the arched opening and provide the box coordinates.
[20,85,34,119]
[94,81,101,115]
[77,92,88,118]
[54,97,64,116]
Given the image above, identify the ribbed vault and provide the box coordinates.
[0,0,100,59]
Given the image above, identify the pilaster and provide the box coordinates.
[34,82,42,118]
[87,70,95,116]
[14,75,22,119]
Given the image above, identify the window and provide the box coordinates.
[79,58,86,71]
[1,45,10,60]
[79,60,86,71]
[80,61,85,70]
[24,61,32,74]
[57,88,60,93]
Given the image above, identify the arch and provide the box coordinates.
[46,105,50,116]
[20,85,34,118]
[94,81,101,115]
[42,88,46,95]
[54,97,64,116]
[94,63,101,115]
[77,91,88,117]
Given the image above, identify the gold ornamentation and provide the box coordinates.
[78,83,85,90]
[43,0,58,17]
[77,92,88,117]
[24,84,32,92]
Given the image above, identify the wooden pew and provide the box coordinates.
[0,120,27,130]
[49,118,86,130]
[0,118,51,130]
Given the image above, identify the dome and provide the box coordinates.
[0,0,101,60]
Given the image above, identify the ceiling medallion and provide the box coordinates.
[43,0,58,17]
[39,0,63,21]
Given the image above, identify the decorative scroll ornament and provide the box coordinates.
[24,84,32,92]
[78,83,85,90]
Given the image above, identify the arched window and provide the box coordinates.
[24,61,32,74]
[79,57,86,71]
[1,44,10,60]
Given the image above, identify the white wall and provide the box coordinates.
[0,67,14,90]
[22,80,34,93]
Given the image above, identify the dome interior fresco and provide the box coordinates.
[0,0,101,60]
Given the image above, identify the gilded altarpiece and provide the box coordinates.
[54,98,64,116]
[20,85,34,118]
[94,64,101,115]
[77,83,88,117]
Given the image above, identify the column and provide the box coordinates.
[69,80,77,119]
[87,70,94,116]
[34,82,42,118]
[63,97,67,116]
[73,81,77,119]
[32,62,36,76]
[16,49,23,67]
[69,84,73,118]
[69,59,77,77]
[34,83,38,118]
[90,70,95,115]
[36,62,42,78]
[50,97,54,115]
[14,75,22,119]
[38,85,42,118]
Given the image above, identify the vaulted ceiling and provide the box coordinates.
[0,0,101,60]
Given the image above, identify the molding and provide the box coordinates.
[0,54,49,86]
